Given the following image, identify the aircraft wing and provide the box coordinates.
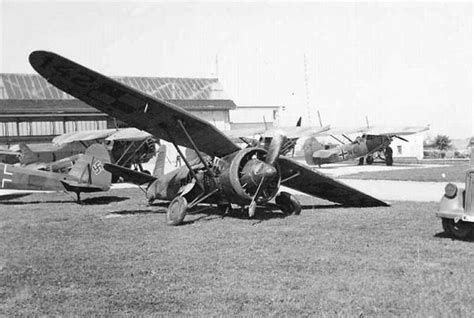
[362,125,430,136]
[30,51,241,158]
[225,125,330,140]
[104,163,157,185]
[278,156,389,207]
[105,128,152,141]
[53,129,117,145]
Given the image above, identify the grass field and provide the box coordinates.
[342,164,471,183]
[1,188,474,316]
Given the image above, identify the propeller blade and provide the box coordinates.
[266,130,287,166]
[395,135,409,142]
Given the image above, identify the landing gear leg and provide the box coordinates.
[275,192,301,215]
[166,196,188,226]
[76,192,82,204]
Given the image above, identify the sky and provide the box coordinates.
[1,0,473,138]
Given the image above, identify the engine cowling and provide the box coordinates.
[217,147,281,205]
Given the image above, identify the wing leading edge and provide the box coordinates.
[278,156,389,207]
[29,51,240,158]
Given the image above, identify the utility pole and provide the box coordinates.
[303,53,312,126]
[215,54,219,79]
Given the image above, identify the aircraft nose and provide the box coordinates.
[261,164,277,179]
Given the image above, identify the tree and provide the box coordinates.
[433,134,452,152]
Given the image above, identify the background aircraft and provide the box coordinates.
[29,50,388,225]
[0,128,157,177]
[225,117,330,155]
[0,144,112,202]
[303,125,429,166]
[52,127,156,172]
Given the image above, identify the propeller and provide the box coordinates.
[265,130,287,166]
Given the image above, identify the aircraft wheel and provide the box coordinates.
[275,192,301,215]
[385,147,393,166]
[366,156,374,165]
[442,218,473,239]
[358,157,364,165]
[166,196,187,226]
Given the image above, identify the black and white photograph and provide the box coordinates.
[1,0,473,315]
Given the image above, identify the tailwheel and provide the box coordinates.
[441,218,473,239]
[366,155,374,165]
[275,191,301,215]
[385,146,393,166]
[166,196,188,226]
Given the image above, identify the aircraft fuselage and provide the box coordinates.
[308,135,392,165]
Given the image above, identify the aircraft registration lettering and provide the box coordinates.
[92,160,104,175]
[1,164,13,188]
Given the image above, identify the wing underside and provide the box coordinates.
[104,163,157,185]
[29,51,240,158]
[278,157,389,207]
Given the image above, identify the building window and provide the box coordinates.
[397,145,402,155]
[53,121,64,135]
[65,121,77,133]
[18,122,31,136]
[0,122,18,137]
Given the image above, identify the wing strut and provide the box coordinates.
[330,135,345,145]
[164,128,204,192]
[177,120,215,178]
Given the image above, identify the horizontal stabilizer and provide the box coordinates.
[104,163,157,185]
[60,180,107,193]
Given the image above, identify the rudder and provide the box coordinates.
[153,144,166,178]
[303,137,323,165]
[68,144,112,190]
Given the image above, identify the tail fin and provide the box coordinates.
[19,144,38,165]
[153,144,166,178]
[296,117,302,127]
[67,144,112,190]
[303,137,324,165]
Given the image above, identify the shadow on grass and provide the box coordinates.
[434,231,474,242]
[0,193,32,201]
[0,196,129,206]
[102,202,345,224]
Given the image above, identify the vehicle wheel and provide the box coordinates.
[166,196,187,226]
[275,192,302,215]
[442,218,473,239]
[441,218,452,234]
[385,147,393,166]
[358,157,364,165]
[366,156,374,165]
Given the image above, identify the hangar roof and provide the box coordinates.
[0,74,236,111]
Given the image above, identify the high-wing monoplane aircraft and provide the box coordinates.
[15,127,156,175]
[303,125,429,166]
[52,127,156,172]
[29,50,388,225]
[224,118,330,156]
[0,144,112,202]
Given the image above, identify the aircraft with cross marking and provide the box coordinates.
[0,144,112,202]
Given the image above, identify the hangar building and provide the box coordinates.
[0,74,235,146]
